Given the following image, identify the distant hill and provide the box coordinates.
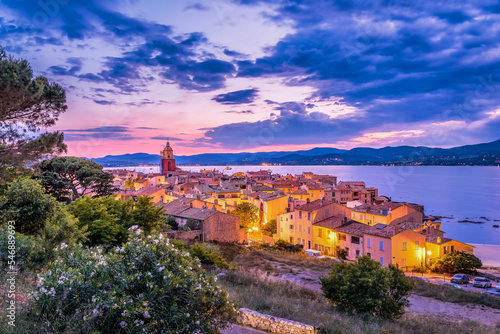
[90,139,500,166]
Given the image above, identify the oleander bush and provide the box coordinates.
[28,232,237,333]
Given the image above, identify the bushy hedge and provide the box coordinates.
[29,232,237,333]
[275,239,303,252]
[321,256,414,319]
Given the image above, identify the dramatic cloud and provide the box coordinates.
[2,0,500,155]
[212,89,259,104]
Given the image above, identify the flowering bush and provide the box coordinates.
[29,232,237,333]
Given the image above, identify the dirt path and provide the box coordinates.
[261,258,500,327]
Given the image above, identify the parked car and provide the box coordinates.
[304,249,325,259]
[410,276,430,283]
[443,282,463,289]
[473,277,492,288]
[496,284,500,292]
[451,274,470,284]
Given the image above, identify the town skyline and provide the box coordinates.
[2,1,500,158]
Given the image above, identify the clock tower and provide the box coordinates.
[160,141,176,176]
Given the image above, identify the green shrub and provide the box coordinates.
[431,251,482,273]
[275,239,303,252]
[0,178,59,235]
[321,256,414,319]
[189,243,231,269]
[29,232,237,333]
[0,208,86,271]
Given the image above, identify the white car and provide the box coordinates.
[304,249,325,259]
[473,277,492,288]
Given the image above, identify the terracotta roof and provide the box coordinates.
[251,185,275,192]
[173,207,219,220]
[313,216,345,229]
[307,184,324,190]
[351,202,404,214]
[134,187,164,197]
[291,189,308,195]
[334,221,374,237]
[424,235,453,245]
[364,224,396,238]
[296,199,333,212]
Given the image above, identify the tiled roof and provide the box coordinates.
[251,185,275,192]
[313,216,345,229]
[291,189,308,195]
[296,199,333,212]
[334,221,374,237]
[134,187,164,197]
[424,235,453,245]
[364,224,396,238]
[351,202,403,214]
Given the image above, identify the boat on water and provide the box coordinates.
[224,166,232,170]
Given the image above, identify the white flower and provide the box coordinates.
[143,310,151,318]
[120,321,127,328]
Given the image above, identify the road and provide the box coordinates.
[405,272,500,294]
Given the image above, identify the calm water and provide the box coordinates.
[109,165,500,245]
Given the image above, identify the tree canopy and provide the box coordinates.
[0,47,67,185]
[431,251,482,273]
[68,195,165,246]
[37,156,117,200]
[321,256,414,319]
[232,202,260,229]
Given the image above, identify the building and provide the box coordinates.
[160,141,176,176]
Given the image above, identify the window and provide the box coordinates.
[339,234,346,241]
[380,257,384,266]
[367,238,371,248]
[290,214,293,219]
[311,193,314,197]
[298,238,301,244]
[444,246,449,254]
[402,258,406,268]
[308,240,311,249]
[299,225,302,232]
[299,211,302,219]
[355,250,360,258]
[451,245,455,252]
[307,226,311,235]
[345,248,349,257]
[314,244,318,250]
[402,242,407,251]
[290,237,294,244]
[318,229,322,237]
[307,212,311,220]
[415,241,419,249]
[289,224,294,230]
[280,216,283,221]
[379,241,384,251]
[351,236,360,244]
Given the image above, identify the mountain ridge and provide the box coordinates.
[90,139,500,166]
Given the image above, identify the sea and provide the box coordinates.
[107,165,500,246]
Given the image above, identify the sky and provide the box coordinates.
[1,0,500,158]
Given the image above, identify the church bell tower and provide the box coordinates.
[160,141,176,176]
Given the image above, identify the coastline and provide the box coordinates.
[469,244,500,267]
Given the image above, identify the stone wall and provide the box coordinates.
[238,308,317,334]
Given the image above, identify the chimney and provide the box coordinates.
[288,197,294,212]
